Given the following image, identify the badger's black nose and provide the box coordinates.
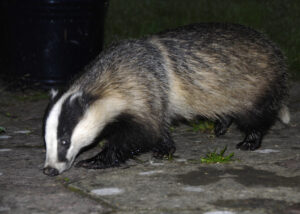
[43,166,59,176]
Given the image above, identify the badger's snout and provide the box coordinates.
[43,166,59,176]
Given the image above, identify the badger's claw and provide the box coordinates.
[75,158,97,169]
[236,140,260,151]
[236,131,262,151]
[152,146,176,159]
[75,152,121,169]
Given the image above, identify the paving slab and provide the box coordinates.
[0,83,300,214]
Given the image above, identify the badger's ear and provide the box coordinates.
[68,91,95,111]
[49,88,59,100]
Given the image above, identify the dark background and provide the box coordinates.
[104,0,300,79]
[1,0,299,87]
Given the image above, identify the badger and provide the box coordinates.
[43,23,289,176]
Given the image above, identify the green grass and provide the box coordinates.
[5,112,12,118]
[63,177,70,183]
[0,126,6,134]
[200,146,235,163]
[190,120,214,133]
[164,153,174,161]
[15,91,49,102]
[104,0,300,78]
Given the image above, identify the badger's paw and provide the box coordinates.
[152,137,176,159]
[236,140,260,151]
[75,158,98,169]
[236,131,262,151]
[214,116,232,137]
[152,146,176,159]
[75,156,120,169]
[214,122,229,137]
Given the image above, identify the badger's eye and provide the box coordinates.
[61,140,70,146]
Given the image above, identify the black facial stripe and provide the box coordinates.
[57,141,70,162]
[57,95,85,162]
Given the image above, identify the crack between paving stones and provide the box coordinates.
[60,182,118,212]
[61,181,208,213]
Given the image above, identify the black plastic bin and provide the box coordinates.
[2,0,108,87]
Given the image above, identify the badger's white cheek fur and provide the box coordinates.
[66,146,79,168]
[70,97,127,157]
[69,112,105,160]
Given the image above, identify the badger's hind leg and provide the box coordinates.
[214,116,233,137]
[234,102,278,151]
[76,114,158,169]
[236,131,263,151]
[234,116,273,151]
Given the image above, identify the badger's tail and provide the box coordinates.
[278,105,290,124]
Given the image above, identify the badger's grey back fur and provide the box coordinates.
[43,23,288,176]
[73,23,288,134]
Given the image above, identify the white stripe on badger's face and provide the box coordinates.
[44,92,72,173]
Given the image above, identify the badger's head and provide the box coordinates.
[43,89,98,176]
[43,89,127,176]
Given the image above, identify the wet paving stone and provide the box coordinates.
[211,198,300,214]
[178,166,300,188]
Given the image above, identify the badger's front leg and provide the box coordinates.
[76,131,176,169]
[76,114,175,169]
[76,134,153,169]
[75,143,137,169]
